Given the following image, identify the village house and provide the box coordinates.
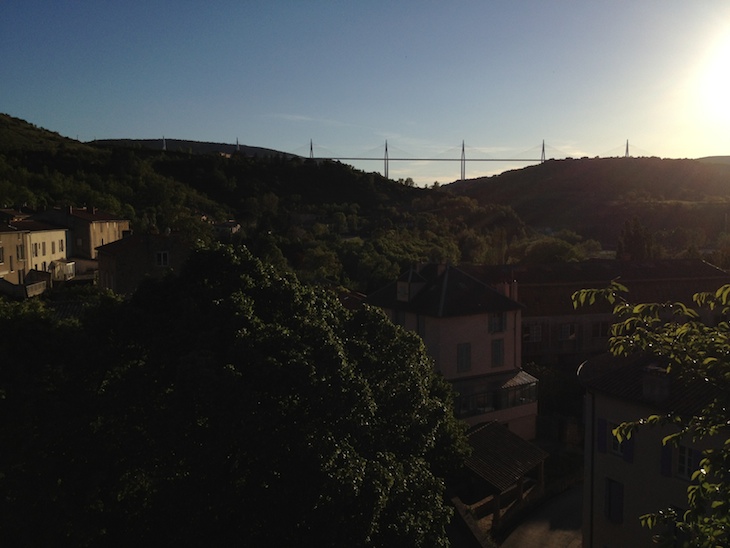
[35,206,130,260]
[509,258,730,371]
[369,263,538,439]
[580,352,717,547]
[12,219,73,281]
[96,232,191,295]
[0,214,73,298]
[0,224,29,287]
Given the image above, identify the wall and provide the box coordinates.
[583,391,715,548]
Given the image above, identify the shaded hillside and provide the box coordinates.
[0,114,421,219]
[92,138,295,159]
[447,157,730,249]
[2,113,480,290]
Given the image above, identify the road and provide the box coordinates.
[499,484,583,548]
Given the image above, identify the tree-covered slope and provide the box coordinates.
[1,114,533,290]
[447,157,730,249]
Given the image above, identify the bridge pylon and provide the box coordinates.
[384,140,389,179]
[461,141,466,181]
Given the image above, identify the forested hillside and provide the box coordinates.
[5,113,730,293]
[0,114,532,291]
[448,156,730,258]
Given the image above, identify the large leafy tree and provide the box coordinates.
[0,244,468,546]
[574,282,730,547]
[616,216,655,261]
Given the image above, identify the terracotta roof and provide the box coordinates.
[507,258,729,285]
[368,264,523,318]
[510,259,730,317]
[465,421,548,493]
[579,352,714,417]
[69,207,128,222]
[10,220,65,232]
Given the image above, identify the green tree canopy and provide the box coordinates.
[0,244,468,546]
[616,217,655,261]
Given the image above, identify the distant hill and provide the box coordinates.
[446,157,730,249]
[0,113,94,152]
[697,156,730,166]
[91,138,297,159]
[0,112,422,219]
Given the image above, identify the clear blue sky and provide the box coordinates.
[3,1,730,185]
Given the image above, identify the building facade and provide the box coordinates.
[581,353,715,547]
[369,264,538,439]
[97,232,191,295]
[13,220,69,274]
[36,206,130,260]
[0,226,29,285]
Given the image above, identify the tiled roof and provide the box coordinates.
[451,369,538,397]
[511,259,730,317]
[508,258,729,285]
[69,208,128,222]
[368,264,523,318]
[579,352,714,416]
[10,220,65,232]
[465,421,548,493]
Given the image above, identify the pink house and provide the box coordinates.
[369,264,538,439]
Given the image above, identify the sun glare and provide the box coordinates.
[697,33,730,124]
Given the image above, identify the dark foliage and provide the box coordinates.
[0,244,468,546]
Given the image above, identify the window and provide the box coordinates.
[51,241,56,254]
[156,251,169,267]
[677,445,694,479]
[0,246,4,264]
[523,324,542,343]
[609,423,623,456]
[597,418,634,462]
[491,339,504,367]
[489,312,506,333]
[678,445,702,479]
[661,443,702,480]
[59,239,64,252]
[32,243,38,257]
[42,241,46,255]
[605,478,624,524]
[42,261,46,271]
[16,244,25,260]
[456,343,471,372]
[559,322,577,341]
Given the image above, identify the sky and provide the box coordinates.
[3,1,730,185]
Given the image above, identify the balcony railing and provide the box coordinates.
[456,382,537,418]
